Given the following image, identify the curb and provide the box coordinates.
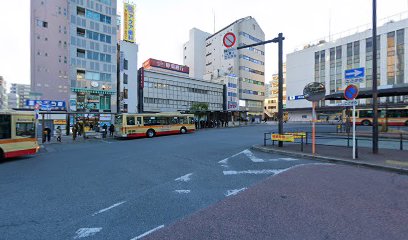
[251,145,408,175]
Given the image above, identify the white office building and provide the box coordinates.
[286,16,408,121]
[0,76,8,110]
[10,83,31,108]
[184,17,266,118]
[118,40,138,113]
[183,28,211,80]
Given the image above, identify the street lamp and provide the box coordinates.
[237,33,285,147]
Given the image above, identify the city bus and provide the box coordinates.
[0,111,40,160]
[114,113,195,138]
[342,107,408,126]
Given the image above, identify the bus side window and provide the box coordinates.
[127,116,135,125]
[137,117,142,125]
[0,115,11,139]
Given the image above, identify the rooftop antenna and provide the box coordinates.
[213,9,216,33]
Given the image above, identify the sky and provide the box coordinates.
[1,0,408,89]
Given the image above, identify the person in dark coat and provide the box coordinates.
[44,127,51,142]
[102,124,108,138]
[109,124,115,137]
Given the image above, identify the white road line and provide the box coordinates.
[73,228,102,239]
[223,169,285,175]
[225,188,247,196]
[218,150,247,164]
[100,140,113,144]
[92,201,126,216]
[174,190,191,194]
[264,157,300,162]
[175,173,193,182]
[242,149,265,162]
[130,225,165,240]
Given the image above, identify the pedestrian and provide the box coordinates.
[194,119,198,129]
[102,124,108,138]
[72,125,77,140]
[109,124,115,137]
[221,119,224,127]
[77,123,82,136]
[89,123,94,131]
[56,126,62,142]
[45,127,51,142]
[225,120,228,127]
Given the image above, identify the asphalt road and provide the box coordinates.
[0,123,407,239]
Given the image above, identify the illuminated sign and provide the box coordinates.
[123,3,135,43]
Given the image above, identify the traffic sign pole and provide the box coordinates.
[312,101,316,155]
[352,101,356,159]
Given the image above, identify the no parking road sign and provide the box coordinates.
[223,32,236,48]
[344,84,359,100]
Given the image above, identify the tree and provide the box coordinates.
[190,102,208,119]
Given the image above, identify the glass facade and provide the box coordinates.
[365,35,381,89]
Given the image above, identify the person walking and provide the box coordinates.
[56,126,62,142]
[72,125,77,141]
[102,124,108,138]
[45,127,51,142]
[109,124,115,137]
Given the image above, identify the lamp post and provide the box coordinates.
[237,33,285,146]
[372,0,379,153]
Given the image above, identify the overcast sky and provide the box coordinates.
[1,0,408,88]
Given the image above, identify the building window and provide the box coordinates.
[77,28,85,37]
[396,29,404,84]
[124,59,128,70]
[77,6,85,16]
[123,73,128,84]
[77,70,85,80]
[123,89,128,99]
[77,49,85,58]
[387,31,396,85]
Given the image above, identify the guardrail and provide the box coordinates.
[263,131,408,158]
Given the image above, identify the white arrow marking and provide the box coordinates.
[346,69,363,77]
[74,228,102,239]
[174,190,191,194]
[175,173,193,182]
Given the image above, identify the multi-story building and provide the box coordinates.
[7,93,19,109]
[139,59,223,113]
[184,17,266,119]
[10,83,31,108]
[264,64,286,118]
[117,40,138,113]
[183,28,211,80]
[31,0,117,113]
[0,76,8,110]
[286,16,408,121]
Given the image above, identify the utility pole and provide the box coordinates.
[237,33,285,146]
[372,0,379,153]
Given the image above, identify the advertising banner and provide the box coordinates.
[123,3,135,43]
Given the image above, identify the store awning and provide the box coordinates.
[325,86,408,100]
[71,88,116,95]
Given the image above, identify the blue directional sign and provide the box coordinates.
[288,95,305,101]
[25,100,66,110]
[345,67,365,79]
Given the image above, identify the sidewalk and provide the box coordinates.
[252,143,408,174]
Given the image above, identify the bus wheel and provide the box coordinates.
[146,129,155,138]
[180,127,187,134]
[362,120,371,126]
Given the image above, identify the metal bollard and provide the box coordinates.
[305,132,308,145]
[301,136,304,152]
[355,138,358,159]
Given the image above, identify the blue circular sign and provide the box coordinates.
[344,84,359,100]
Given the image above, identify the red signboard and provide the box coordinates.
[139,67,144,89]
[143,58,189,74]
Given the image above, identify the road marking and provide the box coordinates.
[225,188,247,196]
[100,140,113,144]
[223,163,333,176]
[92,201,126,216]
[73,228,102,239]
[386,160,408,167]
[175,173,193,182]
[242,149,265,162]
[130,225,165,240]
[223,169,285,175]
[174,190,191,194]
[218,150,247,165]
[264,157,300,162]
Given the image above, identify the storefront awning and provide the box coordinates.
[71,88,116,95]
